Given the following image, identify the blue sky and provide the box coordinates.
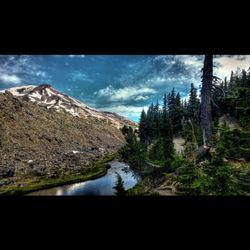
[0,55,249,122]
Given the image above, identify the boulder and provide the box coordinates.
[0,179,14,186]
[31,165,46,176]
[195,146,212,163]
[0,166,15,178]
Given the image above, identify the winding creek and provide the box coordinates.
[27,160,139,195]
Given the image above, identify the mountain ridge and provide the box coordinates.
[0,84,136,190]
[0,84,137,129]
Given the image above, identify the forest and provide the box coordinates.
[119,55,250,195]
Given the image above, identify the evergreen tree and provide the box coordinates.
[188,83,200,122]
[139,109,147,145]
[176,92,181,107]
[247,68,250,87]
[174,92,183,132]
[229,70,235,90]
[224,77,228,94]
[119,125,146,169]
[168,88,182,134]
[113,174,126,196]
[163,93,167,112]
[150,109,174,165]
[242,69,247,87]
[146,103,155,143]
[154,100,160,139]
[168,88,176,115]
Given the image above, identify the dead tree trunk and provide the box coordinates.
[201,54,213,148]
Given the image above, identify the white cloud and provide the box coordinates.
[175,55,203,67]
[70,71,93,82]
[98,105,148,121]
[95,85,156,102]
[35,71,47,78]
[0,74,21,84]
[98,105,147,113]
[0,55,50,84]
[135,95,149,101]
[214,55,250,79]
[154,55,203,68]
[69,55,85,58]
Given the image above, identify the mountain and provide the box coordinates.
[1,84,137,128]
[0,84,137,186]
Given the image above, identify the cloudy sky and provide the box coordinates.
[0,55,249,121]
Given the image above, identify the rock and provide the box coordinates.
[15,152,26,158]
[0,167,15,178]
[26,110,33,116]
[98,147,105,153]
[47,173,57,178]
[195,146,211,163]
[105,163,112,169]
[32,166,46,176]
[17,183,27,188]
[0,179,14,186]
[81,146,97,152]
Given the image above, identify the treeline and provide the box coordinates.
[120,83,202,169]
[139,84,201,141]
[212,68,250,129]
[139,83,202,161]
[119,65,250,195]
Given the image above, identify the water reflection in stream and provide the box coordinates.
[27,160,139,196]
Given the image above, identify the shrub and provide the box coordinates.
[113,174,126,196]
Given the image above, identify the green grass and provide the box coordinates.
[0,153,117,196]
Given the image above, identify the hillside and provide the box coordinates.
[0,84,137,190]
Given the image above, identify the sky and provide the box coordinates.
[0,55,250,122]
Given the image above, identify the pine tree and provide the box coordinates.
[150,109,174,164]
[242,69,247,87]
[174,92,183,133]
[247,68,250,87]
[139,109,147,145]
[168,88,176,115]
[119,125,146,169]
[188,83,200,122]
[168,88,182,134]
[162,117,174,167]
[113,174,126,196]
[224,77,228,94]
[163,93,167,112]
[154,100,160,139]
[146,103,154,143]
[229,70,235,91]
[176,92,181,106]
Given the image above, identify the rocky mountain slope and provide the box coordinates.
[0,84,137,187]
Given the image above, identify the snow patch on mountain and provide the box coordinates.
[1,84,137,129]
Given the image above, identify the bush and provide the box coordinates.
[113,174,126,196]
[119,125,147,170]
[175,158,244,195]
[148,137,174,172]
[219,129,250,160]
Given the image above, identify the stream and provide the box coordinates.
[27,160,139,196]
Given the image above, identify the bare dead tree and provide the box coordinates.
[201,54,213,148]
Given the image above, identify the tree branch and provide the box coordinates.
[212,83,225,96]
[211,98,220,109]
